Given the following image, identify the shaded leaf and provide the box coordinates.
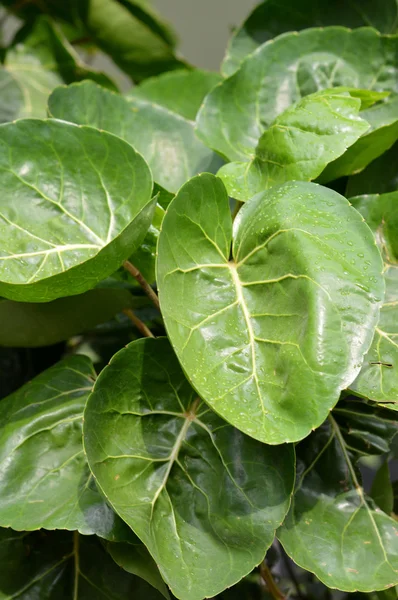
[347,142,398,197]
[0,118,154,302]
[218,89,369,201]
[48,80,221,194]
[277,416,398,592]
[157,175,384,444]
[222,0,398,76]
[84,337,295,600]
[0,70,24,124]
[370,461,394,515]
[128,204,165,284]
[130,68,222,120]
[197,28,398,162]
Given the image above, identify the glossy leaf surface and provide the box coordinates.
[197,28,398,162]
[48,81,220,194]
[222,0,398,76]
[347,142,398,197]
[218,90,369,201]
[84,337,295,599]
[349,193,398,409]
[157,175,384,444]
[0,119,154,302]
[0,356,132,541]
[278,416,398,592]
[130,69,222,120]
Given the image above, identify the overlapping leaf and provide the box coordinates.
[348,193,398,409]
[197,28,398,162]
[218,89,369,201]
[0,119,154,302]
[128,204,165,284]
[84,337,295,600]
[347,142,398,197]
[157,175,384,444]
[48,80,221,194]
[277,415,398,592]
[222,0,398,76]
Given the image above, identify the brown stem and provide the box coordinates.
[123,260,160,310]
[123,309,154,338]
[259,562,286,600]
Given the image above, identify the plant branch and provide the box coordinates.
[123,260,160,310]
[123,308,154,338]
[260,562,286,600]
[73,531,80,600]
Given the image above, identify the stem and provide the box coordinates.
[260,562,286,600]
[123,308,154,338]
[73,531,79,600]
[232,200,243,221]
[123,260,160,310]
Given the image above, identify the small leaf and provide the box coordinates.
[347,141,398,197]
[277,416,398,592]
[0,119,154,302]
[348,193,398,409]
[130,69,222,120]
[222,0,398,76]
[48,80,221,194]
[370,461,394,515]
[157,175,384,444]
[84,337,295,600]
[197,28,398,162]
[0,356,133,541]
[218,89,369,201]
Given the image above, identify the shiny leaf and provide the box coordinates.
[218,89,369,201]
[0,119,154,302]
[347,142,398,197]
[197,28,398,162]
[157,175,384,444]
[278,416,398,592]
[48,80,220,194]
[84,337,295,600]
[222,0,398,76]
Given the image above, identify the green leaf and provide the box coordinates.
[0,70,24,124]
[370,461,394,515]
[0,288,133,347]
[319,95,398,182]
[156,175,384,444]
[128,204,165,284]
[277,416,398,592]
[197,28,398,162]
[0,355,133,541]
[218,89,369,201]
[48,80,221,194]
[222,0,398,76]
[0,529,165,599]
[130,69,222,120]
[0,118,154,302]
[83,337,295,600]
[2,17,116,120]
[348,193,398,409]
[106,541,170,599]
[347,142,398,197]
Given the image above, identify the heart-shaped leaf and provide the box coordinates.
[197,28,398,162]
[83,337,295,600]
[0,355,132,541]
[0,118,154,302]
[222,0,398,76]
[218,89,369,201]
[48,80,221,194]
[348,193,398,409]
[277,414,398,592]
[157,174,384,444]
[347,142,398,197]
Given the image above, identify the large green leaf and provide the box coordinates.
[0,118,154,302]
[0,355,132,541]
[277,415,398,592]
[48,80,220,194]
[319,95,398,182]
[156,175,384,444]
[348,193,398,409]
[1,17,115,121]
[130,69,222,120]
[347,142,398,197]
[84,337,295,600]
[197,28,398,162]
[218,89,369,201]
[222,0,398,76]
[0,529,165,599]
